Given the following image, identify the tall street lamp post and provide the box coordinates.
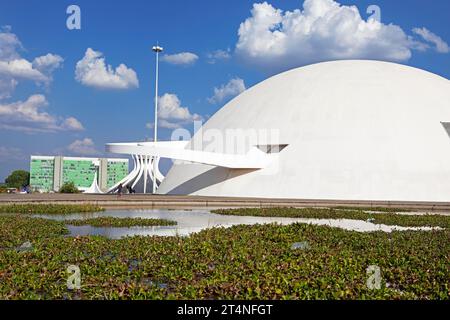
[152,45,163,194]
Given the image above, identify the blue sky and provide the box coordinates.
[0,0,449,180]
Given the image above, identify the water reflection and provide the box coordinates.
[35,209,438,239]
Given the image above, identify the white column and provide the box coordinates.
[143,155,148,194]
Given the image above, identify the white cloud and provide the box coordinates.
[208,78,246,104]
[412,27,450,53]
[0,59,48,82]
[33,53,64,73]
[0,27,63,98]
[159,119,184,129]
[146,93,201,129]
[0,94,53,124]
[62,117,84,131]
[161,52,199,65]
[75,48,139,90]
[0,26,22,61]
[0,94,84,133]
[206,49,231,64]
[146,119,183,129]
[67,138,99,156]
[0,146,24,161]
[235,0,447,73]
[0,78,18,100]
[158,93,201,121]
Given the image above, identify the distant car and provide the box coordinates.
[6,188,18,194]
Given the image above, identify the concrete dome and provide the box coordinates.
[158,60,450,201]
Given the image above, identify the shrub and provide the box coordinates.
[59,182,80,194]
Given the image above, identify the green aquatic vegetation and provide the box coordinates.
[212,207,450,229]
[65,217,177,227]
[0,216,68,248]
[370,214,450,229]
[0,215,448,300]
[213,207,370,219]
[331,206,410,212]
[0,204,104,215]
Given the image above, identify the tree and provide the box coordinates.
[59,182,80,193]
[5,170,30,189]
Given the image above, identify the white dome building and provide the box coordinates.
[107,60,450,201]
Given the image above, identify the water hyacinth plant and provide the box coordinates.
[212,207,450,229]
[0,214,448,300]
[65,217,177,227]
[0,216,68,248]
[0,204,105,215]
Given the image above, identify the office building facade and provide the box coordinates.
[30,156,128,192]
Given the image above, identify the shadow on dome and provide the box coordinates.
[166,167,257,195]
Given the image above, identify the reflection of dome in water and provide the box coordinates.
[158,60,450,201]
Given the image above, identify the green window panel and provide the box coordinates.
[62,160,97,188]
[107,161,128,188]
[30,159,55,192]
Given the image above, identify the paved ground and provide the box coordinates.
[2,193,450,212]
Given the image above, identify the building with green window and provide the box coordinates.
[30,156,129,192]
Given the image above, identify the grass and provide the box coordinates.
[65,217,177,227]
[0,204,104,215]
[0,215,448,300]
[212,207,450,229]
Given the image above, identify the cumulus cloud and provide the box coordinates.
[208,78,246,104]
[0,26,22,61]
[158,93,201,121]
[75,48,139,90]
[0,27,63,98]
[235,0,448,73]
[67,138,99,156]
[0,94,54,125]
[206,49,231,64]
[33,53,64,73]
[0,59,48,82]
[161,52,199,65]
[146,93,201,129]
[62,117,84,131]
[0,94,84,133]
[413,27,450,53]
